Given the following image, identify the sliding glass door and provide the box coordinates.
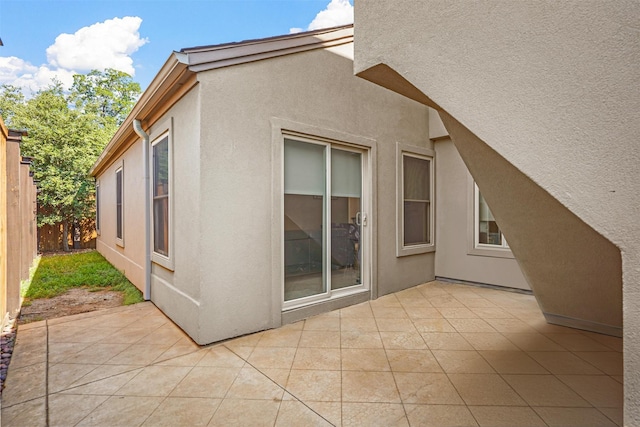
[284,137,367,305]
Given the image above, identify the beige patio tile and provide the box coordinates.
[437,307,478,319]
[293,347,341,370]
[247,346,297,369]
[341,402,408,426]
[533,407,617,427]
[68,364,142,388]
[469,307,514,319]
[62,368,142,395]
[502,374,591,407]
[448,373,526,406]
[544,333,612,352]
[426,295,466,308]
[75,395,163,426]
[287,370,341,402]
[105,344,172,365]
[370,293,402,307]
[298,330,341,348]
[155,347,208,366]
[225,331,264,349]
[197,346,245,368]
[485,318,537,333]
[393,372,463,405]
[276,399,334,427]
[432,350,495,374]
[375,317,416,332]
[479,351,548,374]
[557,375,623,408]
[303,314,341,331]
[49,363,98,393]
[412,318,456,333]
[380,330,428,350]
[170,366,241,398]
[256,328,302,347]
[47,342,91,365]
[469,406,547,427]
[299,399,342,426]
[581,332,623,352]
[421,333,473,350]
[48,394,109,427]
[403,306,443,320]
[208,398,281,427]
[0,396,46,427]
[259,368,291,388]
[225,366,285,400]
[458,297,497,308]
[448,318,497,333]
[142,397,220,426]
[404,404,478,426]
[342,371,400,403]
[528,351,603,375]
[460,332,520,351]
[100,326,156,344]
[340,302,374,318]
[574,351,623,376]
[1,362,47,407]
[64,343,131,365]
[224,345,253,360]
[341,317,378,332]
[341,348,390,371]
[386,349,443,373]
[502,332,567,351]
[136,325,190,346]
[599,407,623,426]
[371,305,408,319]
[341,330,383,348]
[115,365,191,397]
[48,325,115,343]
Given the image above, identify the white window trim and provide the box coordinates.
[396,142,435,257]
[271,117,377,313]
[467,178,514,259]
[150,130,174,271]
[115,162,124,247]
[95,179,100,235]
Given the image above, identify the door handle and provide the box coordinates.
[355,212,367,227]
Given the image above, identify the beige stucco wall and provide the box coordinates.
[354,1,639,421]
[434,137,529,290]
[95,141,146,292]
[194,42,431,344]
[146,88,202,337]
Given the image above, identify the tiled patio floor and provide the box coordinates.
[0,280,623,426]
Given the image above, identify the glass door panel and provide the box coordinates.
[283,139,327,301]
[330,148,362,290]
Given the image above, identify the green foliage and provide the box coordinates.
[23,250,143,305]
[0,70,141,249]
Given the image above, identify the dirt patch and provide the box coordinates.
[18,288,124,324]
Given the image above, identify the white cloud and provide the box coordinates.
[0,16,147,96]
[47,16,147,76]
[290,0,353,33]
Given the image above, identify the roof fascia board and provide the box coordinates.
[186,27,353,72]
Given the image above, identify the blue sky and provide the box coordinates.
[0,0,353,94]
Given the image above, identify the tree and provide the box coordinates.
[0,70,141,251]
[69,68,141,128]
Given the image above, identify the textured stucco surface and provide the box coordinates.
[354,1,639,421]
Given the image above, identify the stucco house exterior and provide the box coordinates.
[90,25,528,346]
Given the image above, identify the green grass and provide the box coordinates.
[23,250,143,305]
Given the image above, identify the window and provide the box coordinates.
[152,135,170,257]
[397,143,435,256]
[95,180,100,234]
[474,184,509,249]
[115,166,124,245]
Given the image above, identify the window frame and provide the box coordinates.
[115,164,124,247]
[396,142,435,257]
[467,179,514,259]
[150,131,173,270]
[95,179,100,235]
